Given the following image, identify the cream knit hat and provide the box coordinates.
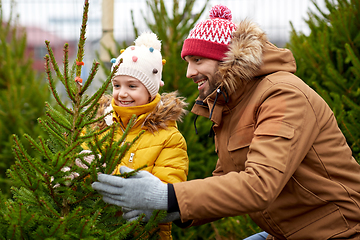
[111,32,164,98]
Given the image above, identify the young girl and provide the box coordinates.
[96,32,189,240]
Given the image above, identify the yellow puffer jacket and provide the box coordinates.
[104,92,189,240]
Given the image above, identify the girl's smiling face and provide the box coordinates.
[112,75,151,107]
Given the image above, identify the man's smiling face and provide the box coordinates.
[184,55,220,100]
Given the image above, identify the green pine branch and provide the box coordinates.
[0,0,163,238]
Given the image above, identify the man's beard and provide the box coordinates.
[198,71,221,100]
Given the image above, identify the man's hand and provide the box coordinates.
[122,208,180,223]
[91,166,168,210]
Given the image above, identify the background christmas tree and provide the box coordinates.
[0,1,52,197]
[287,0,360,161]
[0,1,165,239]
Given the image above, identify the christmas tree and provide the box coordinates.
[0,0,52,197]
[287,0,360,161]
[0,0,165,239]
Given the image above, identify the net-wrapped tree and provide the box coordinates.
[0,1,165,239]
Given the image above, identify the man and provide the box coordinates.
[92,4,360,239]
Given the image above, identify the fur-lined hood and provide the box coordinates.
[219,19,296,94]
[96,92,188,133]
[144,91,188,133]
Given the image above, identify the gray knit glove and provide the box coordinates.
[122,208,180,223]
[91,166,168,210]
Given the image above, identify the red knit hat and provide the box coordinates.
[181,5,237,61]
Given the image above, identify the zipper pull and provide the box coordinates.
[129,153,134,162]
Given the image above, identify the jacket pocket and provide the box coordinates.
[254,121,294,139]
[253,121,295,173]
[285,203,349,240]
[228,124,254,151]
[227,125,254,170]
[262,177,350,240]
[228,122,295,173]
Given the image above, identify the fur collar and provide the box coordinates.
[145,91,188,133]
[218,19,296,95]
[218,19,268,94]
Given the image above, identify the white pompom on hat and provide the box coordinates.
[111,32,164,98]
[181,5,237,61]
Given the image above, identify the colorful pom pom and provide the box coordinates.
[110,58,116,63]
[209,5,232,21]
[120,49,125,54]
[132,56,138,62]
[162,59,166,65]
[131,46,135,50]
[149,47,154,52]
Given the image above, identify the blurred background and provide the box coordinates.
[1,0,326,82]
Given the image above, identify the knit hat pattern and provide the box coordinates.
[112,32,163,98]
[181,5,237,61]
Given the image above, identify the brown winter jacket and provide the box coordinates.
[174,20,360,239]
